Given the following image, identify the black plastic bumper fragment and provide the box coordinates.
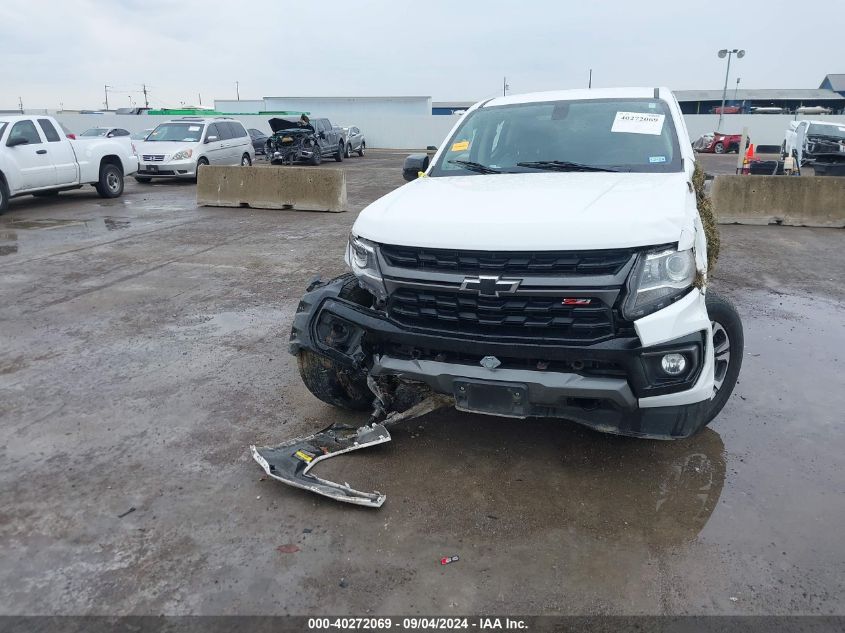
[251,423,390,507]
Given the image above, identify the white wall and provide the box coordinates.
[214,100,263,113]
[684,114,845,146]
[260,97,432,119]
[53,112,844,150]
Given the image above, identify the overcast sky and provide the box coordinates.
[1,0,842,110]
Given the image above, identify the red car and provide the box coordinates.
[711,105,742,115]
[692,132,747,154]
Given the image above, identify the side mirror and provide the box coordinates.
[6,136,28,148]
[205,135,218,143]
[107,132,115,138]
[426,146,438,151]
[318,131,326,139]
[403,153,430,181]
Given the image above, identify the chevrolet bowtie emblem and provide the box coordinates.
[459,275,522,297]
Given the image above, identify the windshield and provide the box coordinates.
[430,98,682,176]
[807,123,845,140]
[81,128,109,137]
[146,122,205,142]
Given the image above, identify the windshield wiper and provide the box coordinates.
[448,159,502,174]
[517,160,621,173]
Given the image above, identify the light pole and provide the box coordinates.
[734,77,741,101]
[235,81,240,101]
[717,48,745,131]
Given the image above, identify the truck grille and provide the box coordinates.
[387,288,615,342]
[142,154,165,162]
[380,245,633,276]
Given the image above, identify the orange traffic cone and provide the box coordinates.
[741,143,755,174]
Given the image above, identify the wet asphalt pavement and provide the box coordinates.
[0,153,843,616]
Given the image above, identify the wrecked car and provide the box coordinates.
[265,117,345,166]
[254,88,744,506]
[692,131,746,154]
[783,120,845,164]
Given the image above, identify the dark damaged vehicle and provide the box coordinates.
[265,117,345,166]
[252,88,744,507]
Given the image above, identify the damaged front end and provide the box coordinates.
[265,117,319,165]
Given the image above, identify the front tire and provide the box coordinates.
[703,291,744,424]
[310,146,322,166]
[95,163,124,198]
[241,153,252,166]
[713,142,725,154]
[357,142,365,157]
[0,177,9,212]
[344,143,351,158]
[334,141,344,162]
[296,274,373,411]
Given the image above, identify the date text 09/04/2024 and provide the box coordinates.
[307,617,528,630]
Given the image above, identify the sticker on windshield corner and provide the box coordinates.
[451,140,470,152]
[649,156,667,163]
[611,112,665,135]
[188,126,201,131]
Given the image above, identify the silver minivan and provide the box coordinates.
[135,117,255,182]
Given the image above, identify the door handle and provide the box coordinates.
[36,149,47,154]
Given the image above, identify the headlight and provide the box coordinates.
[345,233,387,300]
[623,247,695,320]
[171,149,193,161]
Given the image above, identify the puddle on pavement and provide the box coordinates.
[313,414,727,545]
[104,217,131,231]
[173,311,262,337]
[3,218,86,230]
[0,230,17,256]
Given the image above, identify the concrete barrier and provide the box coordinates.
[711,175,845,228]
[197,165,347,212]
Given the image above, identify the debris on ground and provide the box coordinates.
[117,507,136,519]
[276,544,300,554]
[693,161,720,274]
[250,392,451,508]
[339,577,349,588]
[440,555,460,565]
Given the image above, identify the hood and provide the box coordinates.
[269,118,310,133]
[136,140,197,156]
[353,172,694,251]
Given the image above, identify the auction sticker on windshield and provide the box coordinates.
[451,140,470,152]
[611,112,665,135]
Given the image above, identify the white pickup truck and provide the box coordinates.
[289,87,746,441]
[0,115,139,212]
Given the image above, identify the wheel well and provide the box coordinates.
[100,155,123,174]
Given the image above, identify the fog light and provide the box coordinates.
[661,353,687,375]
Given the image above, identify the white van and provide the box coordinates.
[134,117,254,182]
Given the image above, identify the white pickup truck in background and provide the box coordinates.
[0,115,139,212]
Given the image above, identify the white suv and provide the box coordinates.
[135,117,254,182]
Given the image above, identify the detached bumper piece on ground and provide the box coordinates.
[251,393,450,507]
[251,423,390,507]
